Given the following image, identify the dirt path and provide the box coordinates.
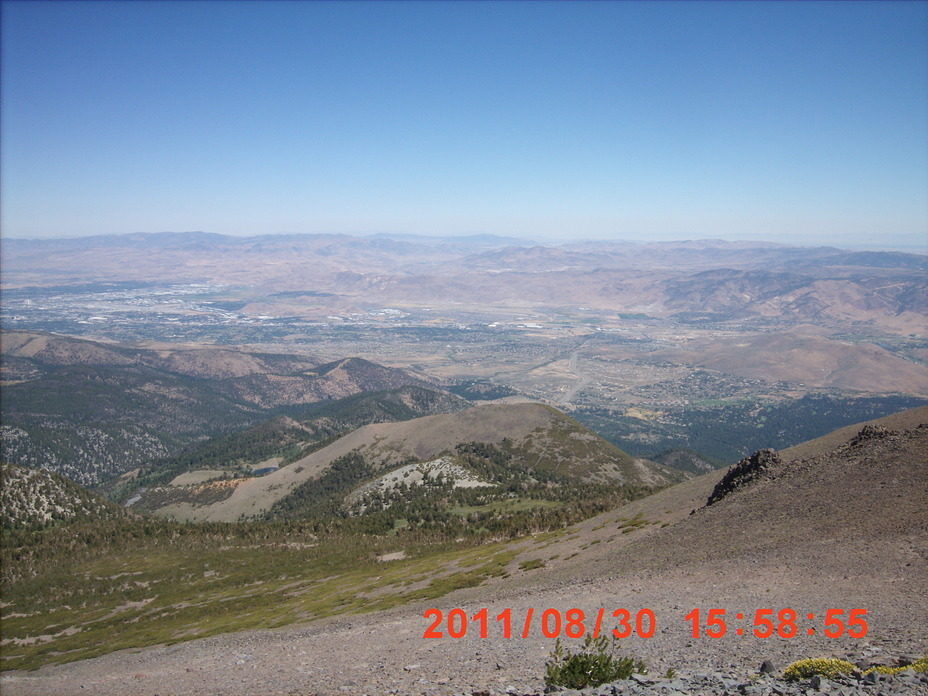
[559,346,592,406]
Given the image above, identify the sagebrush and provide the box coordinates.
[544,635,645,689]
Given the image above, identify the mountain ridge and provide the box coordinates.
[136,401,681,523]
[0,331,457,486]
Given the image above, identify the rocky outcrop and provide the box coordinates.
[705,448,782,507]
[847,424,898,447]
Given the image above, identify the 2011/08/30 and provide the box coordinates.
[423,608,654,640]
[422,608,869,640]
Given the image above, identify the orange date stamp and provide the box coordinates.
[422,607,868,640]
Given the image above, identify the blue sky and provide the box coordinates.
[2,1,926,250]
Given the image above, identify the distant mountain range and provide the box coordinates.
[3,232,925,332]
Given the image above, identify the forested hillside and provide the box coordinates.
[112,386,468,504]
[575,392,927,463]
[1,463,127,531]
[1,331,458,487]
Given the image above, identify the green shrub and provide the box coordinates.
[544,635,645,689]
[782,658,856,681]
[518,558,545,571]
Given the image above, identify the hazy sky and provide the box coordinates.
[2,1,926,249]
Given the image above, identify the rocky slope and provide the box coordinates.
[3,412,924,696]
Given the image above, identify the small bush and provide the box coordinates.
[784,655,928,682]
[544,635,645,689]
[782,658,856,681]
[868,665,901,675]
[518,558,545,571]
[865,655,928,675]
